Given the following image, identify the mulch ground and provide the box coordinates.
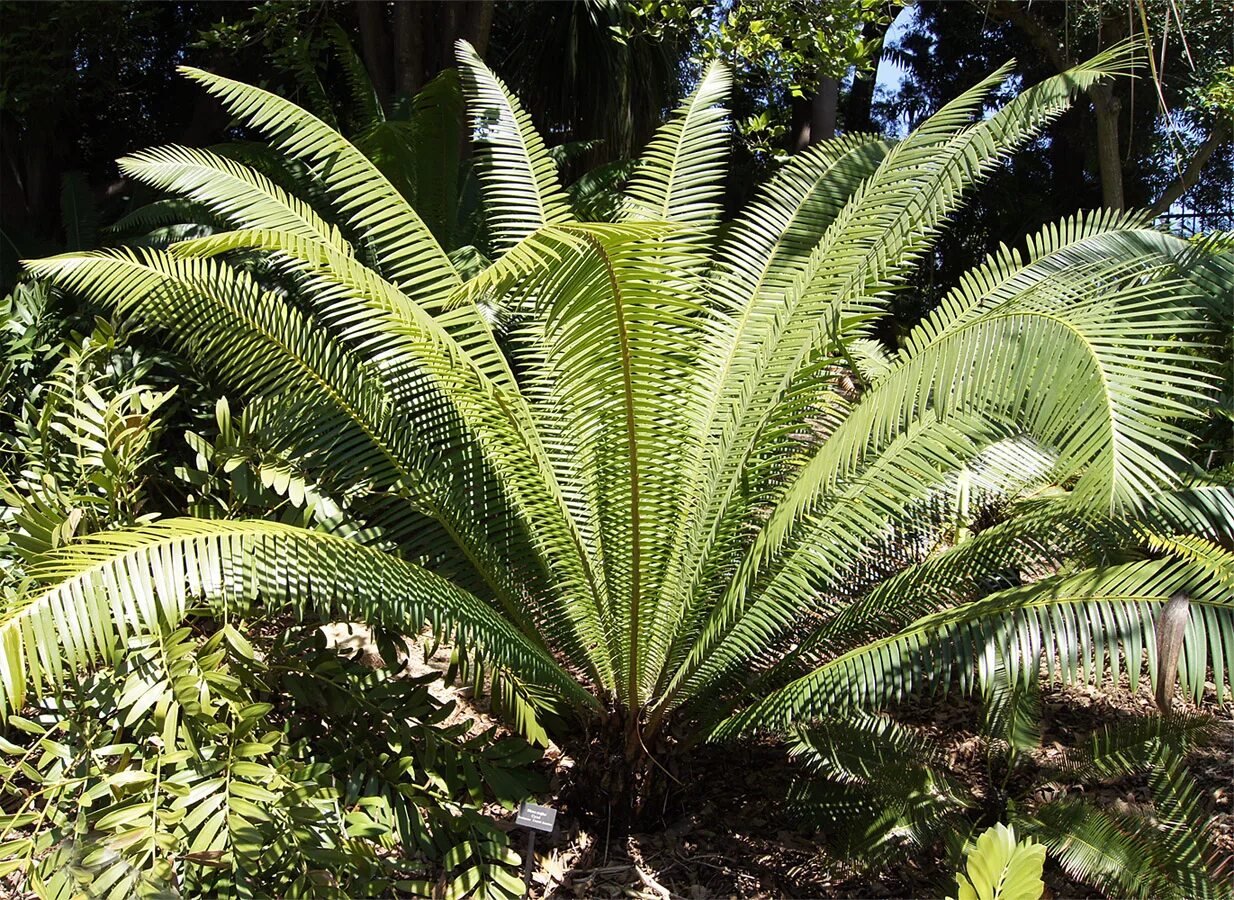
[508,679,1233,899]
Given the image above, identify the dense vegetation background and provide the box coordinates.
[3,0,1230,291]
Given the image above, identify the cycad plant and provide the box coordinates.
[8,41,1233,816]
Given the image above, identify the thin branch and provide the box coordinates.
[1149,123,1232,215]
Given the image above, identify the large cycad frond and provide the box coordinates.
[658,232,1210,718]
[620,62,732,226]
[455,221,718,704]
[455,40,574,252]
[167,227,613,680]
[178,66,461,311]
[692,47,1141,561]
[0,519,597,719]
[23,250,435,494]
[716,550,1234,739]
[118,145,350,253]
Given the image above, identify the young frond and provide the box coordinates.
[455,40,574,251]
[621,62,732,226]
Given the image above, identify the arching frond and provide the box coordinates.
[0,519,597,719]
[177,66,460,311]
[620,62,732,226]
[455,40,573,252]
[716,554,1234,738]
[692,46,1142,562]
[168,228,613,681]
[118,145,351,253]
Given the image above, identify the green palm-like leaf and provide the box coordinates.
[0,519,597,717]
[455,40,574,252]
[14,46,1228,766]
[118,145,350,253]
[691,47,1142,569]
[717,552,1234,738]
[620,62,732,226]
[177,65,461,311]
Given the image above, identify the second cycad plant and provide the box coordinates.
[11,40,1233,818]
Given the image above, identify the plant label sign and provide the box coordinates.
[516,802,556,833]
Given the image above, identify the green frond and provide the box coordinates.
[1135,485,1234,544]
[326,20,385,128]
[704,132,890,334]
[786,713,964,868]
[898,209,1162,360]
[349,120,421,236]
[692,47,1143,556]
[167,228,613,683]
[106,198,220,236]
[479,222,716,703]
[742,491,1190,709]
[0,518,598,723]
[767,253,1205,528]
[176,65,460,312]
[662,412,1014,710]
[716,555,1234,738]
[620,62,732,226]
[455,40,573,251]
[1031,785,1228,900]
[22,249,435,493]
[663,240,1211,715]
[644,137,891,689]
[118,145,350,253]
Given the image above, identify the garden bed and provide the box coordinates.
[507,681,1233,899]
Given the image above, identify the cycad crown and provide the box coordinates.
[9,40,1234,752]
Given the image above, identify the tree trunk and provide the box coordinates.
[392,1,424,97]
[1088,81,1125,210]
[389,0,493,100]
[843,18,889,133]
[790,95,812,152]
[571,707,676,836]
[995,2,1128,210]
[790,76,839,151]
[468,0,495,56]
[811,76,839,144]
[1150,123,1232,214]
[1049,108,1096,216]
[356,1,392,111]
[448,0,495,58]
